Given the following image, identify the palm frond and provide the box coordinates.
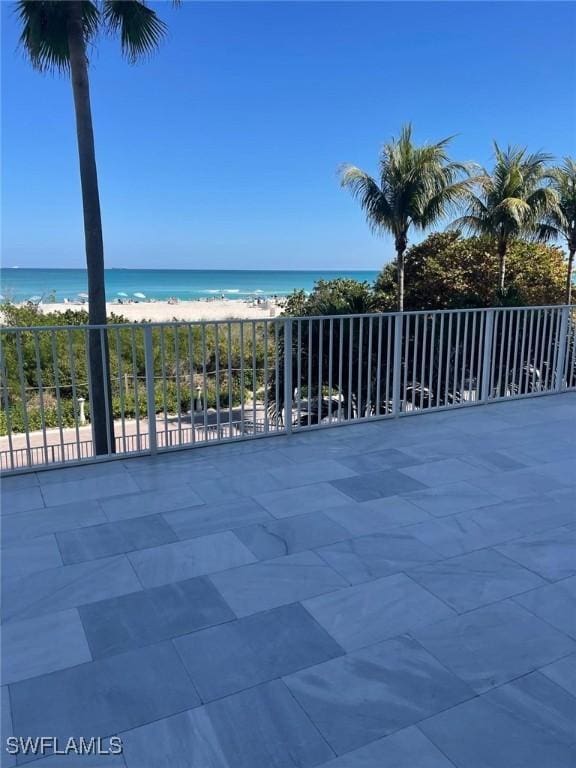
[16,0,99,72]
[103,1,167,61]
[339,165,393,235]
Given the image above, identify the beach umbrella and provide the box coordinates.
[78,292,89,299]
[117,291,128,297]
[133,292,146,300]
[29,295,42,302]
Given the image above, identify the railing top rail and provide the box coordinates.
[0,304,572,334]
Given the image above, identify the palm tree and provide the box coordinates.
[16,0,175,454]
[538,158,576,304]
[340,124,472,311]
[451,143,558,298]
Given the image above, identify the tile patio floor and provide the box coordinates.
[1,393,575,767]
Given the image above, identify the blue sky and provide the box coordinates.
[2,1,575,270]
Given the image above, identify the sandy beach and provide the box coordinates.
[33,299,283,323]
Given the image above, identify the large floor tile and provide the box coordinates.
[268,460,358,488]
[192,470,285,504]
[210,551,347,617]
[398,458,489,487]
[495,526,576,581]
[315,726,455,768]
[514,575,576,639]
[303,573,455,651]
[403,480,501,517]
[129,463,223,492]
[56,514,178,564]
[2,555,141,623]
[79,576,234,658]
[1,609,91,684]
[412,600,576,693]
[174,603,343,702]
[284,635,473,755]
[1,686,15,767]
[1,486,44,515]
[330,470,426,502]
[1,500,107,545]
[420,672,576,768]
[323,497,429,536]
[540,653,576,699]
[253,483,353,518]
[10,642,200,756]
[338,448,424,473]
[40,473,140,507]
[0,535,62,580]
[128,531,256,588]
[408,548,545,613]
[317,532,442,585]
[164,498,271,540]
[100,485,205,522]
[468,467,559,501]
[122,680,333,768]
[235,512,350,560]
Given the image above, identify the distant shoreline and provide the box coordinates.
[29,298,284,322]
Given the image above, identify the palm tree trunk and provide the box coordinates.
[395,236,407,312]
[497,238,507,297]
[566,247,575,305]
[67,2,115,455]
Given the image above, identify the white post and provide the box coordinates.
[481,309,495,402]
[391,313,403,416]
[284,318,293,434]
[555,306,570,391]
[143,326,157,455]
[77,397,86,425]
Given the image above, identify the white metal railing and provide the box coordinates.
[1,306,574,474]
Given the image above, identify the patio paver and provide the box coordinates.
[1,392,575,768]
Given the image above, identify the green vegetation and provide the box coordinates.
[1,304,271,435]
[540,158,576,304]
[340,124,472,311]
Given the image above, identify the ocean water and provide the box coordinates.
[0,268,379,303]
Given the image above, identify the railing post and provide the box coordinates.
[554,306,570,392]
[283,318,293,435]
[143,325,157,455]
[391,313,403,416]
[481,309,495,402]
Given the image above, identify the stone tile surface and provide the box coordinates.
[408,548,545,612]
[128,530,256,588]
[317,532,441,584]
[80,576,234,659]
[174,603,343,701]
[122,680,334,768]
[2,555,141,623]
[514,575,576,639]
[210,550,347,617]
[314,726,455,768]
[254,483,353,518]
[303,573,455,651]
[2,393,575,768]
[285,635,473,755]
[404,480,501,517]
[1,609,91,684]
[412,601,576,693]
[496,526,576,581]
[164,498,271,539]
[10,642,200,755]
[56,514,178,564]
[420,672,576,768]
[235,512,350,560]
[330,470,427,502]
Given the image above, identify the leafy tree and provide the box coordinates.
[538,157,576,304]
[15,0,176,453]
[451,143,558,297]
[340,124,472,311]
[374,233,567,310]
[283,279,376,317]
